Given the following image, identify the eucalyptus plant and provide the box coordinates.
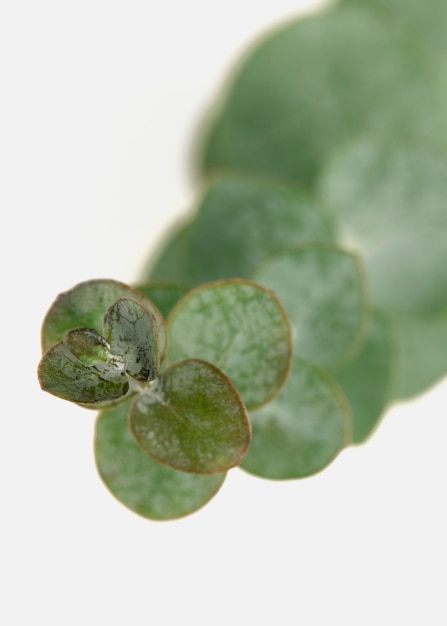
[38,0,447,520]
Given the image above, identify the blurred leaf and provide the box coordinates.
[188,174,335,285]
[197,3,443,188]
[318,135,447,316]
[130,359,251,474]
[41,278,168,362]
[241,356,351,479]
[390,309,447,399]
[329,309,396,443]
[38,341,128,404]
[167,280,292,410]
[95,401,226,520]
[103,298,159,382]
[135,282,190,319]
[254,244,368,367]
[142,218,194,285]
[342,0,447,58]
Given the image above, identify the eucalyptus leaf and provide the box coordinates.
[241,356,351,479]
[318,135,447,317]
[38,341,129,405]
[253,244,368,367]
[167,280,292,410]
[197,3,444,188]
[342,0,447,59]
[130,359,251,474]
[188,174,335,285]
[41,278,167,362]
[103,298,159,382]
[95,401,226,520]
[142,218,194,285]
[328,309,396,443]
[389,309,447,399]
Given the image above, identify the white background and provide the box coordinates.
[2,1,446,624]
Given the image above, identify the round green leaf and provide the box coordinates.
[188,174,335,285]
[241,356,351,479]
[130,359,251,474]
[318,135,447,316]
[254,244,368,367]
[41,278,167,361]
[166,280,292,410]
[134,282,190,320]
[95,401,226,520]
[38,341,129,405]
[103,297,159,382]
[197,3,443,188]
[328,309,396,443]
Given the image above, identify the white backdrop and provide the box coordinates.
[2,1,446,624]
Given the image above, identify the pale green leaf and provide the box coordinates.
[319,135,447,317]
[188,174,335,285]
[254,244,368,367]
[329,309,396,443]
[95,401,226,520]
[241,356,351,479]
[167,280,292,410]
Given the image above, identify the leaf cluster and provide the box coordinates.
[38,0,447,520]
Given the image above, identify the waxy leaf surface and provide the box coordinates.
[241,356,351,479]
[198,3,443,187]
[254,245,368,367]
[103,298,159,382]
[41,278,167,361]
[38,341,129,404]
[167,280,292,410]
[130,359,251,474]
[95,401,226,520]
[319,135,447,317]
[188,175,334,285]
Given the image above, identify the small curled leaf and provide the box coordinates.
[103,297,159,382]
[64,328,112,365]
[38,341,129,405]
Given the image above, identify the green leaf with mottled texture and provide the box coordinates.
[38,341,129,405]
[103,298,159,382]
[329,309,395,443]
[135,282,190,319]
[130,359,251,474]
[95,401,226,520]
[41,278,167,362]
[254,245,368,367]
[197,3,444,188]
[318,135,447,317]
[188,174,334,285]
[241,356,351,479]
[167,280,292,410]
